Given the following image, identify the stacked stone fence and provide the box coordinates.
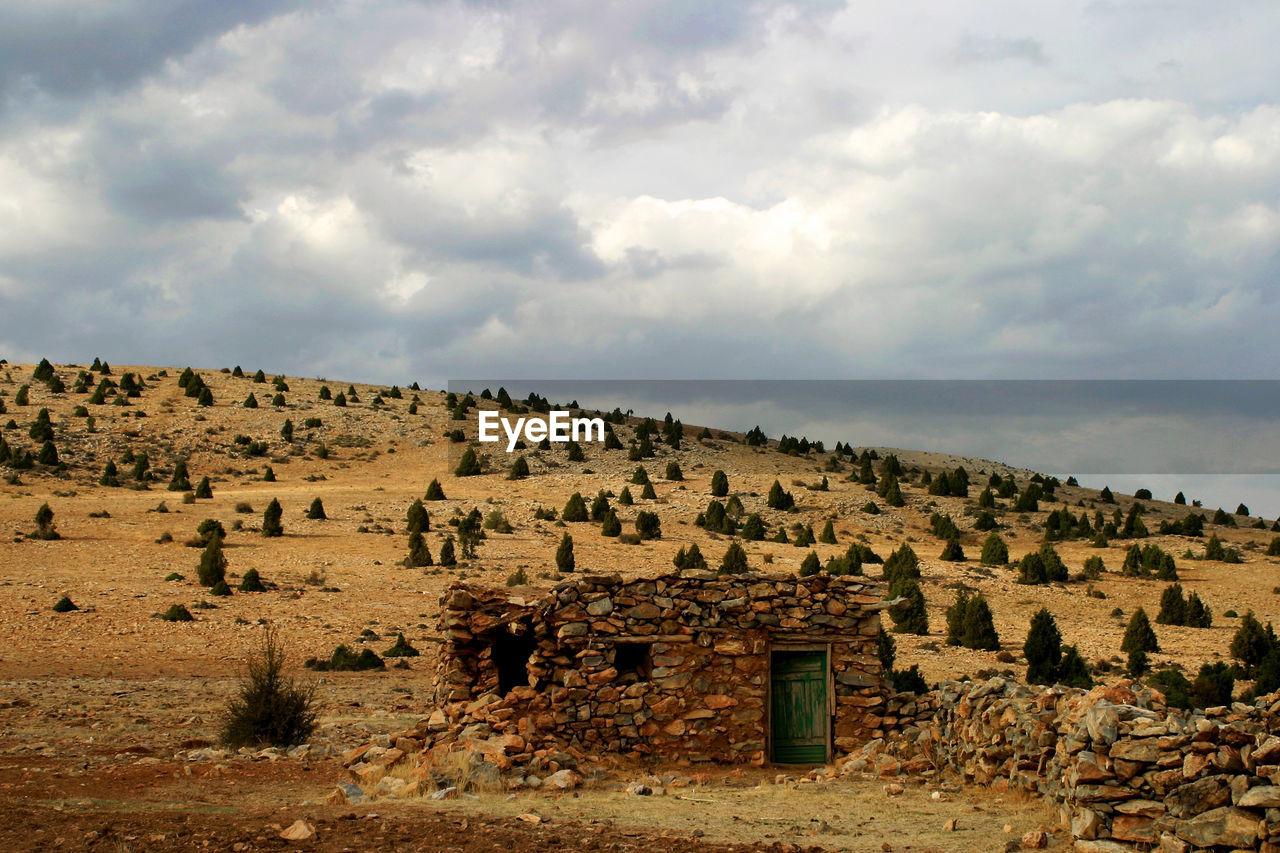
[852,677,1280,851]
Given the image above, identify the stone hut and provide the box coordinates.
[434,569,890,764]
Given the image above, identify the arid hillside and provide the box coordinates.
[1,358,1274,690]
[3,357,1276,850]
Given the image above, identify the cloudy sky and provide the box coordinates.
[1,0,1278,386]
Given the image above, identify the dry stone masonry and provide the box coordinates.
[856,677,1280,851]
[432,570,888,764]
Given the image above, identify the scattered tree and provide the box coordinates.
[262,499,284,537]
[197,533,228,587]
[556,533,575,572]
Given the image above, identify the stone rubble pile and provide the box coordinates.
[855,677,1280,851]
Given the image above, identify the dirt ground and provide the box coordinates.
[0,746,1058,853]
[0,359,1271,850]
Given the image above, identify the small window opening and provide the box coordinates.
[614,643,653,683]
[494,631,535,694]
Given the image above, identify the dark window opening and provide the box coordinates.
[494,632,535,695]
[614,643,652,683]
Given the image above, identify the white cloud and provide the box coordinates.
[1,1,1279,385]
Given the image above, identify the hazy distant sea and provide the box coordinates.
[449,380,1280,521]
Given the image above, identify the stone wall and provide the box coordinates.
[433,570,887,764]
[860,677,1280,851]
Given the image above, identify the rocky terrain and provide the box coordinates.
[1,357,1275,850]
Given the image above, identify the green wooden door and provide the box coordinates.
[770,650,828,764]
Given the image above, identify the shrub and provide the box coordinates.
[438,535,457,567]
[243,393,259,409]
[221,627,317,747]
[601,509,622,537]
[888,576,928,635]
[383,633,419,658]
[160,604,194,622]
[305,645,384,672]
[740,513,765,541]
[32,503,59,540]
[766,480,795,511]
[198,534,228,587]
[1121,607,1159,654]
[210,580,231,596]
[887,665,928,694]
[271,393,285,407]
[262,499,284,537]
[980,534,1009,566]
[710,470,729,497]
[262,466,276,483]
[631,467,650,485]
[168,459,192,492]
[508,455,530,480]
[196,518,226,546]
[1231,611,1277,676]
[281,420,294,443]
[556,532,575,572]
[1204,533,1242,563]
[673,543,708,570]
[238,568,267,592]
[1148,669,1193,709]
[333,392,347,407]
[425,478,446,500]
[562,492,588,522]
[719,541,749,575]
[665,461,683,481]
[14,385,28,406]
[306,498,326,520]
[1057,645,1093,688]
[1081,555,1106,580]
[404,530,433,567]
[1024,608,1063,685]
[635,510,661,540]
[52,595,77,613]
[939,539,965,562]
[194,476,213,499]
[483,509,512,533]
[1190,662,1235,708]
[617,487,634,506]
[454,447,481,477]
[818,520,837,545]
[37,440,58,466]
[883,544,920,587]
[798,551,821,577]
[1017,552,1048,585]
[99,460,121,487]
[1127,648,1150,677]
[1038,543,1068,582]
[457,508,483,558]
[961,594,1000,651]
[589,491,611,522]
[29,408,53,442]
